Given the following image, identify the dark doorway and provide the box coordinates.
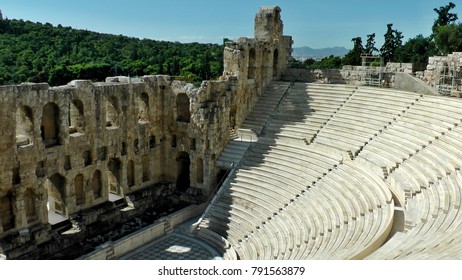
[176,152,190,192]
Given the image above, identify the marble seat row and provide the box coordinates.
[367,171,462,259]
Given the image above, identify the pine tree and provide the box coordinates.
[365,33,378,55]
[380,24,403,63]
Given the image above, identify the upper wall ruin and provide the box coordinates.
[0,6,292,259]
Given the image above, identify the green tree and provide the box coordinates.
[432,2,458,34]
[435,23,462,55]
[380,24,403,63]
[342,37,364,65]
[364,33,378,55]
[396,34,437,64]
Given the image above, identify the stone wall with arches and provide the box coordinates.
[0,6,292,259]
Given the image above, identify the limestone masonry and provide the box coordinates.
[0,6,291,259]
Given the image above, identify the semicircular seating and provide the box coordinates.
[195,82,462,260]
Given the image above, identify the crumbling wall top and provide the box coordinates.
[254,6,283,43]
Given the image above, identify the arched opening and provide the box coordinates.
[0,195,14,231]
[176,93,190,123]
[196,158,204,184]
[69,99,85,134]
[262,48,271,81]
[47,173,66,216]
[106,96,119,128]
[24,189,37,223]
[107,158,122,195]
[127,160,135,187]
[273,48,279,78]
[138,92,149,123]
[83,150,92,166]
[41,102,60,147]
[74,174,85,206]
[16,105,34,147]
[176,152,190,192]
[91,170,103,199]
[248,48,257,79]
[142,155,150,182]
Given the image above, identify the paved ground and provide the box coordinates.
[119,218,222,260]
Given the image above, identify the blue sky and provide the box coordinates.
[1,0,460,48]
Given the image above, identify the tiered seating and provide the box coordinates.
[233,160,393,260]
[216,81,291,169]
[239,81,291,137]
[313,87,420,154]
[197,82,462,260]
[357,94,462,175]
[264,83,355,141]
[366,171,462,259]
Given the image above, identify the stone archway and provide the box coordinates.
[176,152,190,192]
[16,105,34,147]
[69,99,85,134]
[91,170,103,199]
[46,173,67,216]
[0,195,14,231]
[41,102,60,147]
[176,93,190,123]
[107,158,122,195]
[138,92,149,123]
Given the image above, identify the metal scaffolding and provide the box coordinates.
[435,61,461,95]
[360,54,385,87]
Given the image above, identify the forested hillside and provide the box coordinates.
[0,18,224,86]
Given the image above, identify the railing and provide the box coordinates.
[191,140,254,233]
[190,162,236,232]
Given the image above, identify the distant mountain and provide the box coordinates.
[292,46,350,60]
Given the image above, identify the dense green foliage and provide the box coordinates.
[0,18,224,86]
[435,23,462,54]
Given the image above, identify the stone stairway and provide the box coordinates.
[216,81,292,169]
[216,140,251,168]
[238,81,292,140]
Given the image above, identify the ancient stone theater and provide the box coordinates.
[2,6,462,260]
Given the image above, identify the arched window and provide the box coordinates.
[92,170,103,199]
[176,93,190,123]
[69,99,85,134]
[41,102,60,147]
[248,48,257,79]
[138,92,149,123]
[0,195,14,231]
[273,48,279,78]
[24,189,37,223]
[74,174,85,206]
[127,160,135,187]
[196,158,204,184]
[107,158,122,195]
[106,96,119,128]
[47,173,66,216]
[16,105,34,147]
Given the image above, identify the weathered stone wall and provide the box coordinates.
[423,52,462,95]
[0,6,292,259]
[283,63,413,85]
